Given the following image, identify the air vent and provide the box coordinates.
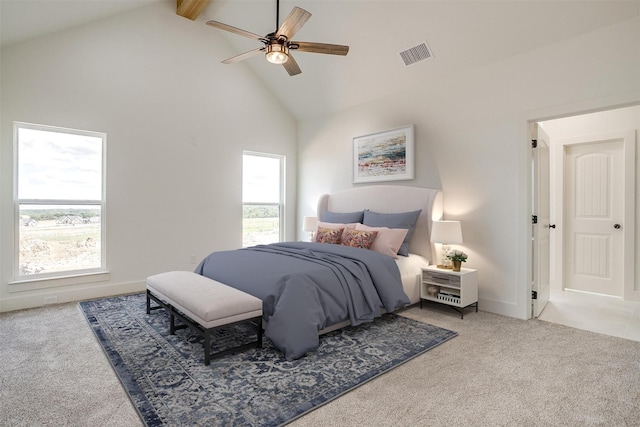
[399,42,433,66]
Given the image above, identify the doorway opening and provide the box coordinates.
[531,104,640,341]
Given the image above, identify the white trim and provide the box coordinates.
[524,97,640,319]
[477,297,522,319]
[0,279,144,313]
[242,150,286,243]
[623,130,637,301]
[12,122,107,281]
[8,271,111,292]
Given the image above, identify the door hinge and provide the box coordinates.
[532,291,538,299]
[531,139,537,148]
[532,215,538,224]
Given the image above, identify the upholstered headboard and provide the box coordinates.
[317,185,443,262]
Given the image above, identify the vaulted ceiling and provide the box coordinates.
[2,0,639,120]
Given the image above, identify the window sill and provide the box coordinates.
[8,271,111,293]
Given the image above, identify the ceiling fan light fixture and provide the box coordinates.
[266,43,289,64]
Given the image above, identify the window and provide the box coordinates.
[242,151,284,247]
[14,122,106,279]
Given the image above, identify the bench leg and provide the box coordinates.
[169,311,176,335]
[151,298,262,366]
[204,333,211,366]
[146,289,167,314]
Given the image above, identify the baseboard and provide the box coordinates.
[624,289,640,302]
[477,297,526,320]
[1,283,532,319]
[0,280,146,313]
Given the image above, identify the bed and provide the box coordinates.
[195,185,443,360]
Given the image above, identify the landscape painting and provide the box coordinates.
[353,125,414,183]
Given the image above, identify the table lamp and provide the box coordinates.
[303,216,318,241]
[430,220,463,268]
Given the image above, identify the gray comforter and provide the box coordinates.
[194,242,410,360]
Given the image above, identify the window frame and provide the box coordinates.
[242,150,285,246]
[13,122,107,282]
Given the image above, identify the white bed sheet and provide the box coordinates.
[397,253,430,304]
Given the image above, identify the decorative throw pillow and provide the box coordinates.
[355,224,409,259]
[320,210,365,224]
[315,227,344,244]
[362,209,422,256]
[316,221,358,242]
[341,229,378,249]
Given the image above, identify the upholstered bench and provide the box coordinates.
[146,271,263,365]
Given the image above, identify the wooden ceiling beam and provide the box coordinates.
[176,0,211,21]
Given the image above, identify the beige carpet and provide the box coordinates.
[1,300,639,426]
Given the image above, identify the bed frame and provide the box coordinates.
[317,185,443,261]
[316,185,443,314]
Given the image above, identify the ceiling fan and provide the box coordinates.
[205,0,349,76]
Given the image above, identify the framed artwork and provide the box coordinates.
[353,125,414,183]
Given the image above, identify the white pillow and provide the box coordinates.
[355,224,408,259]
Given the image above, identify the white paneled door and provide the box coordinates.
[564,139,624,297]
[532,124,551,317]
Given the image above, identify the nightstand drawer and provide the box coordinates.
[422,270,460,288]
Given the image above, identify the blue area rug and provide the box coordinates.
[80,293,457,426]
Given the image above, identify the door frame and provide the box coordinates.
[525,100,640,320]
[553,130,637,301]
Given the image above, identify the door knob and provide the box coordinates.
[614,224,621,229]
[548,224,556,229]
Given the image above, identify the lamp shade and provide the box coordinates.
[430,220,463,244]
[303,216,318,232]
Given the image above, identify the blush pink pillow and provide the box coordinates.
[355,224,408,259]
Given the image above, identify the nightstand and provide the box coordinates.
[420,265,478,319]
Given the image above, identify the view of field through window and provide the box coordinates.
[242,205,279,247]
[19,206,101,275]
[242,152,283,247]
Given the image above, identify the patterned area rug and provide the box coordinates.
[80,293,457,426]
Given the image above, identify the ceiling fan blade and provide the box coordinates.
[206,20,264,41]
[276,7,311,40]
[222,47,265,64]
[292,41,349,56]
[283,54,302,76]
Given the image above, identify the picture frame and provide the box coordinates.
[353,125,414,183]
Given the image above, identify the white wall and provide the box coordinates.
[297,16,640,319]
[0,2,298,312]
[542,105,640,298]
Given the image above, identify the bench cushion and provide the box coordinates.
[146,271,262,329]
